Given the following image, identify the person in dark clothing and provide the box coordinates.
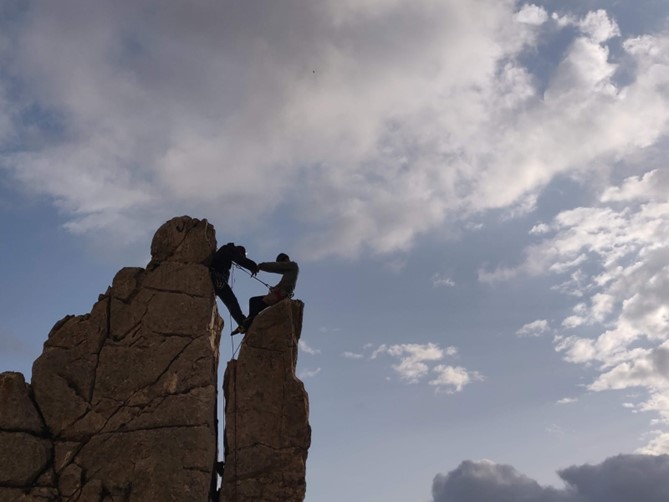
[231,253,299,335]
[210,243,259,334]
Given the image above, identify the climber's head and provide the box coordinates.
[276,253,290,262]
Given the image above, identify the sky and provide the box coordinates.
[1,0,669,500]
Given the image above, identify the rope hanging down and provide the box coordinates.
[229,267,236,355]
[227,266,244,359]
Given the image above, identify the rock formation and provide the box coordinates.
[1,216,222,501]
[222,299,310,502]
[0,371,56,501]
[0,215,311,502]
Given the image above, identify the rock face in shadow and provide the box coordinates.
[0,372,56,501]
[0,216,223,501]
[222,299,311,502]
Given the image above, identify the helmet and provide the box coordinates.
[276,253,290,262]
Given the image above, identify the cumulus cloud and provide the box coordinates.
[299,340,321,355]
[556,397,578,405]
[559,454,669,502]
[431,459,571,502]
[489,166,669,449]
[372,343,445,382]
[2,3,668,258]
[367,342,480,392]
[515,4,548,26]
[638,433,669,456]
[517,319,550,337]
[432,455,669,502]
[429,365,484,393]
[552,9,620,43]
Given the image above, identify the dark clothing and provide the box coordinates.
[248,295,268,320]
[211,243,258,278]
[212,274,245,325]
[210,243,258,326]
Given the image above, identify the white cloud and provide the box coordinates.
[298,367,321,379]
[2,5,668,258]
[562,316,585,329]
[299,340,321,355]
[429,365,483,393]
[556,397,578,405]
[530,223,551,235]
[514,4,548,26]
[601,170,669,203]
[500,169,669,450]
[637,433,669,455]
[432,273,456,288]
[589,343,669,392]
[551,9,620,43]
[516,319,550,337]
[342,351,364,360]
[374,343,445,383]
[369,342,480,391]
[578,10,620,43]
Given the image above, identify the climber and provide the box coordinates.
[231,252,299,335]
[210,242,259,334]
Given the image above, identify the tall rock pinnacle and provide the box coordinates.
[1,216,222,501]
[222,299,310,502]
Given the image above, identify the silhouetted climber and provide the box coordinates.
[210,242,259,333]
[231,253,299,335]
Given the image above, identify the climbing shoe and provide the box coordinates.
[231,325,246,336]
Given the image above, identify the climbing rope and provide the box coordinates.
[228,266,240,501]
[233,263,271,289]
[228,267,247,357]
[229,267,236,355]
[232,360,239,501]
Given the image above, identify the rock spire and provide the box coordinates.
[1,216,222,501]
[222,299,310,501]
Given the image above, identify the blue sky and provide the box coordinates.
[1,1,669,501]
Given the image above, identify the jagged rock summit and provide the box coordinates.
[0,215,310,501]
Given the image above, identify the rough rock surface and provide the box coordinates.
[222,299,310,502]
[0,372,56,501]
[0,216,222,501]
